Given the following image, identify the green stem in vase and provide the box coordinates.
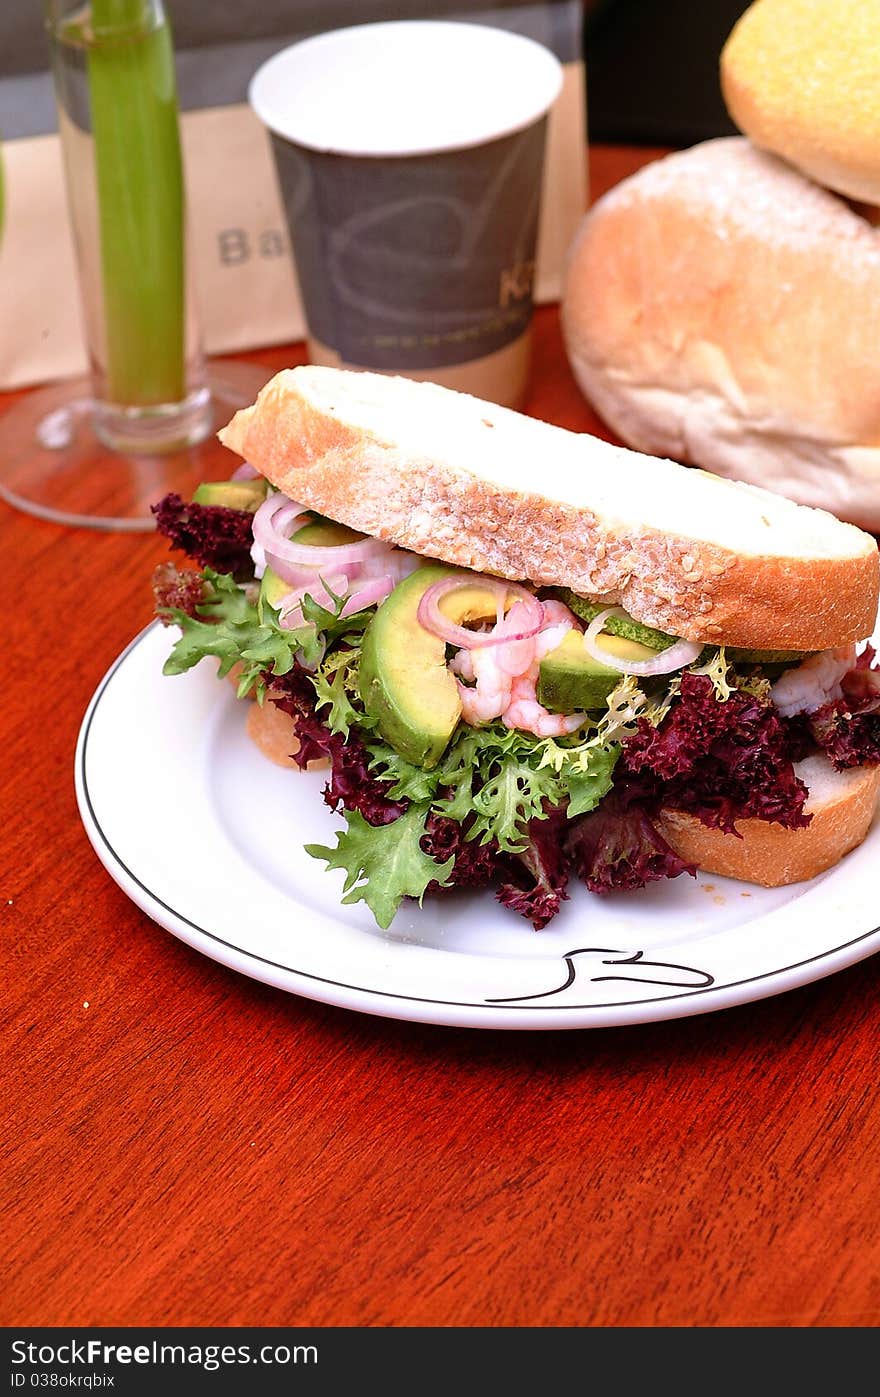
[88,0,185,405]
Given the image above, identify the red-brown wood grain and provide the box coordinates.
[3,147,880,1330]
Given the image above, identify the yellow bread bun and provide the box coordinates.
[721,0,880,205]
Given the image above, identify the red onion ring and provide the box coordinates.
[416,576,544,650]
[231,461,261,481]
[277,572,397,631]
[266,552,366,590]
[344,573,397,613]
[582,608,702,675]
[252,492,393,572]
[385,550,424,584]
[278,575,346,630]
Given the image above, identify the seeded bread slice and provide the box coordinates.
[218,366,879,650]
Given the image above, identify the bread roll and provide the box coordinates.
[219,364,879,651]
[721,0,880,206]
[560,138,880,533]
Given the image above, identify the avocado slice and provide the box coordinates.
[558,592,810,669]
[294,520,365,549]
[359,565,464,768]
[538,629,657,713]
[556,590,676,651]
[259,518,366,616]
[192,478,268,511]
[727,646,810,665]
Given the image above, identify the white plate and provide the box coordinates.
[75,622,880,1031]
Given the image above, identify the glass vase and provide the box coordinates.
[0,0,270,531]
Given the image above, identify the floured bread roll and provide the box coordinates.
[561,138,880,532]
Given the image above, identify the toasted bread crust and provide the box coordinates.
[658,759,880,887]
[219,367,879,650]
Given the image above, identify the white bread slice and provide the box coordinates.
[218,365,879,651]
[560,138,880,534]
[657,755,880,887]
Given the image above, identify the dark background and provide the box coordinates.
[584,0,749,143]
[3,0,753,145]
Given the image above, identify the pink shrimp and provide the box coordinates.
[456,645,514,724]
[770,645,857,718]
[501,662,586,738]
[454,595,585,734]
[534,598,578,659]
[450,648,475,682]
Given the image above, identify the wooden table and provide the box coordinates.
[4,145,879,1331]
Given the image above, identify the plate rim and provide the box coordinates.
[74,621,880,1031]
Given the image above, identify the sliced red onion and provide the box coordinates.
[416,575,544,650]
[266,551,365,589]
[582,608,702,676]
[270,498,310,538]
[344,573,397,613]
[277,573,348,627]
[250,538,267,581]
[385,550,424,583]
[277,571,396,631]
[252,492,393,573]
[231,461,261,480]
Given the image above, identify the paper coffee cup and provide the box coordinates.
[249,21,563,408]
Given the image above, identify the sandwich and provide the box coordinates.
[150,367,880,930]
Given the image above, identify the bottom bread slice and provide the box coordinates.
[246,695,303,769]
[658,755,880,887]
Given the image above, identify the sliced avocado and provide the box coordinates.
[727,646,810,665]
[359,566,464,768]
[293,520,365,549]
[436,580,520,628]
[259,566,291,614]
[192,478,268,511]
[538,629,657,713]
[555,590,676,651]
[258,518,366,617]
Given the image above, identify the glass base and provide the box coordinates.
[0,358,272,532]
[92,383,215,456]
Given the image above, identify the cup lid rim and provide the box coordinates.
[248,19,564,157]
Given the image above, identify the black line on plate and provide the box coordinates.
[77,622,880,1014]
